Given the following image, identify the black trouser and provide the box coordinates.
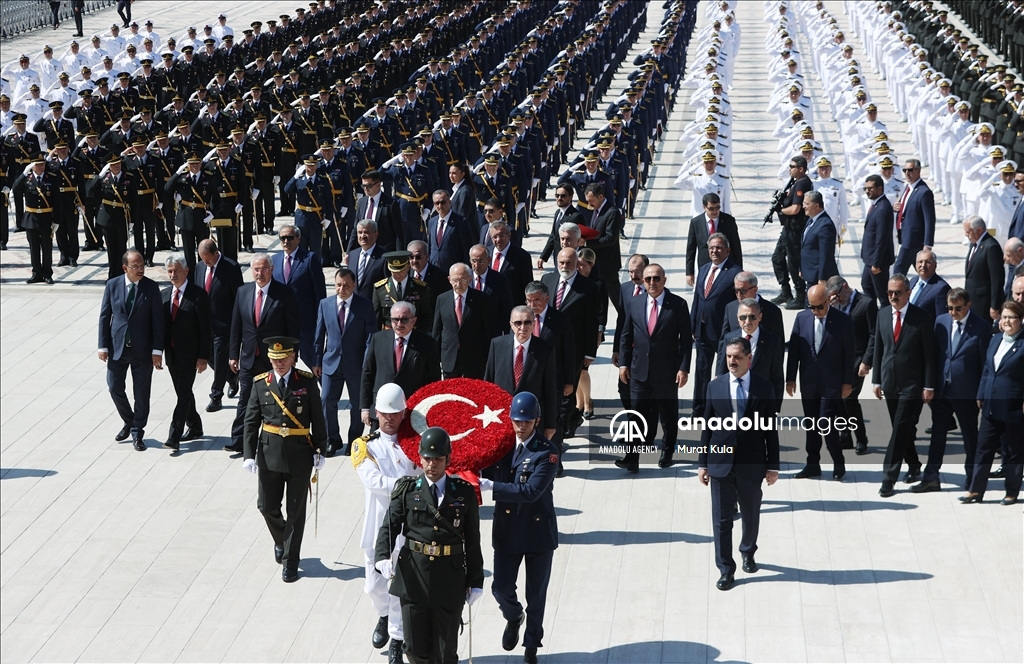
[116,0,130,25]
[861,264,890,309]
[400,600,461,664]
[710,470,763,576]
[691,339,716,417]
[213,211,239,262]
[101,221,128,279]
[208,332,236,400]
[256,173,276,233]
[49,1,60,26]
[107,354,154,435]
[73,3,83,33]
[893,245,920,277]
[256,455,309,570]
[14,190,25,230]
[321,216,345,265]
[55,198,79,261]
[839,374,868,445]
[492,549,554,649]
[82,198,102,249]
[166,354,201,444]
[179,225,210,271]
[967,414,1024,498]
[321,368,361,451]
[231,362,268,446]
[926,394,979,484]
[241,197,255,249]
[26,227,53,279]
[881,395,923,485]
[0,197,8,247]
[771,225,804,296]
[134,210,159,261]
[624,377,678,465]
[801,394,845,471]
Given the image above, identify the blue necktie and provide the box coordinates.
[735,376,746,415]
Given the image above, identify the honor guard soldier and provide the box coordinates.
[227,126,261,252]
[12,154,62,284]
[124,137,165,266]
[276,108,302,216]
[317,139,354,267]
[374,427,485,664]
[205,141,248,261]
[88,154,138,279]
[384,142,436,243]
[250,115,281,236]
[72,130,109,252]
[34,101,76,149]
[473,153,516,228]
[558,149,613,215]
[242,336,327,583]
[165,154,215,270]
[674,150,731,218]
[151,131,184,251]
[478,392,559,664]
[354,383,418,664]
[283,154,334,257]
[6,114,42,231]
[49,140,86,268]
[373,250,432,331]
[0,139,11,250]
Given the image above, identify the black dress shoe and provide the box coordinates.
[524,646,539,664]
[115,425,132,441]
[57,258,70,267]
[878,484,895,498]
[958,493,983,504]
[784,297,805,310]
[227,383,239,399]
[1000,496,1018,506]
[44,277,54,284]
[614,459,639,473]
[223,443,243,453]
[145,260,155,268]
[282,567,298,583]
[855,441,869,455]
[742,555,757,573]
[794,466,821,479]
[840,436,854,450]
[658,451,674,468]
[181,427,203,441]
[903,466,922,484]
[206,398,222,412]
[70,259,77,267]
[924,427,933,435]
[163,439,179,450]
[132,434,146,451]
[910,480,941,493]
[833,468,846,481]
[716,573,734,590]
[323,445,337,458]
[502,612,525,651]
[26,276,44,284]
[990,465,1006,479]
[372,615,389,649]
[388,639,403,664]
[274,545,284,564]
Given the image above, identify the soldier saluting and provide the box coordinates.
[242,336,327,583]
[375,427,484,664]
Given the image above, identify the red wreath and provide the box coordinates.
[397,378,515,478]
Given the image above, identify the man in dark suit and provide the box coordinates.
[226,254,302,453]
[1005,239,1024,301]
[799,191,838,289]
[582,183,622,315]
[313,268,376,457]
[537,184,585,268]
[273,224,327,366]
[483,306,559,438]
[348,219,387,300]
[719,272,785,343]
[524,280,576,406]
[691,233,743,417]
[915,288,991,493]
[359,301,441,423]
[432,263,493,378]
[164,154,213,270]
[470,243,514,326]
[348,170,402,252]
[907,249,951,319]
[892,159,936,275]
[827,276,876,454]
[97,250,165,451]
[617,264,692,471]
[612,254,650,410]
[486,220,534,305]
[194,239,244,412]
[868,274,938,497]
[408,239,450,315]
[716,298,785,414]
[860,174,895,307]
[786,285,856,480]
[426,190,473,276]
[686,192,742,286]
[698,337,780,591]
[161,254,212,451]
[963,215,1006,323]
[1008,175,1024,240]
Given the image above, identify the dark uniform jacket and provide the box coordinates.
[166,169,216,232]
[12,169,62,229]
[88,169,137,228]
[372,275,432,331]
[492,433,559,554]
[243,368,328,472]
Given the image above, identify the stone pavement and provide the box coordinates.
[1,1,1021,663]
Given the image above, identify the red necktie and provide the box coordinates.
[338,300,346,332]
[634,284,642,297]
[366,196,375,220]
[284,253,292,283]
[171,288,180,321]
[474,276,482,291]
[647,298,657,335]
[436,217,445,246]
[556,280,567,309]
[896,186,911,230]
[708,216,716,235]
[533,312,541,337]
[455,294,463,326]
[492,251,501,271]
[513,344,524,387]
[704,265,718,298]
[395,336,405,371]
[894,310,902,342]
[254,287,263,326]
[204,267,213,293]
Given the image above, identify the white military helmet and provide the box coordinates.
[376,383,407,414]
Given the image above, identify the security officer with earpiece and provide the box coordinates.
[374,427,484,664]
[478,392,558,664]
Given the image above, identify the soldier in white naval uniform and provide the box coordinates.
[675,150,730,218]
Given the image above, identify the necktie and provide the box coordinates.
[910,279,925,304]
[395,280,403,301]
[896,185,911,230]
[533,312,541,337]
[634,284,642,297]
[279,375,287,393]
[894,309,902,342]
[556,280,567,309]
[492,251,501,271]
[358,251,368,283]
[430,482,439,504]
[366,196,375,219]
[204,267,213,293]
[554,209,562,227]
[171,288,180,321]
[474,276,482,291]
[647,298,658,335]
[735,376,746,414]
[592,208,599,227]
[704,265,718,298]
[338,300,346,332]
[814,317,824,353]
[513,344,524,387]
[126,281,136,314]
[284,253,292,282]
[967,243,977,269]
[708,215,716,235]
[255,287,263,326]
[455,294,463,326]
[951,320,962,352]
[436,217,445,246]
[395,336,405,371]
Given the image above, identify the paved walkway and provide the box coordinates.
[1,1,1021,663]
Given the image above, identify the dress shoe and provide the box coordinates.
[924,427,932,435]
[57,258,70,267]
[770,291,792,305]
[793,466,821,479]
[1000,496,1018,506]
[878,484,895,498]
[388,639,403,664]
[910,480,941,493]
[784,297,805,310]
[990,465,1006,479]
[70,259,77,267]
[658,451,674,468]
[502,612,525,651]
[223,443,243,453]
[833,468,846,481]
[582,410,594,420]
[372,615,390,649]
[227,382,239,399]
[614,459,639,473]
[163,439,179,450]
[132,434,146,451]
[25,276,44,284]
[903,466,922,484]
[323,445,337,458]
[282,567,298,583]
[855,441,869,455]
[716,573,735,590]
[274,545,284,564]
[958,493,983,504]
[742,555,757,573]
[115,424,132,441]
[556,462,565,478]
[44,277,54,284]
[145,260,155,268]
[524,646,539,664]
[206,398,222,412]
[181,427,203,441]
[840,436,854,450]
[243,246,254,253]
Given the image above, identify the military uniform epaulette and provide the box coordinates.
[351,430,381,468]
[392,475,418,497]
[296,368,314,379]
[411,277,426,287]
[447,474,472,490]
[375,277,389,287]
[255,371,271,380]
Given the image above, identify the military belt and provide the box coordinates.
[101,199,125,208]
[26,206,53,213]
[296,203,321,213]
[262,424,311,437]
[302,130,317,135]
[282,148,297,153]
[408,539,463,557]
[59,187,78,193]
[576,200,593,210]
[395,192,427,203]
[261,162,275,167]
[139,188,156,194]
[83,174,96,179]
[219,192,238,197]
[181,200,205,209]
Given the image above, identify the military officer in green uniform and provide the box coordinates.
[375,427,484,664]
[242,336,327,583]
[372,250,432,331]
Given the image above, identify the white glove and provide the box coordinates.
[234,203,243,214]
[322,217,330,229]
[156,202,163,210]
[273,175,280,185]
[294,165,304,178]
[1,186,10,195]
[516,202,526,214]
[77,206,86,215]
[339,206,348,217]
[203,211,214,225]
[52,222,59,232]
[313,453,325,470]
[251,188,260,201]
[467,588,484,607]
[242,458,258,474]
[478,478,494,491]
[375,560,393,578]
[176,163,188,174]
[421,209,430,222]
[99,164,110,178]
[174,193,181,203]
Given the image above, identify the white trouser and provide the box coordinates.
[364,547,404,640]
